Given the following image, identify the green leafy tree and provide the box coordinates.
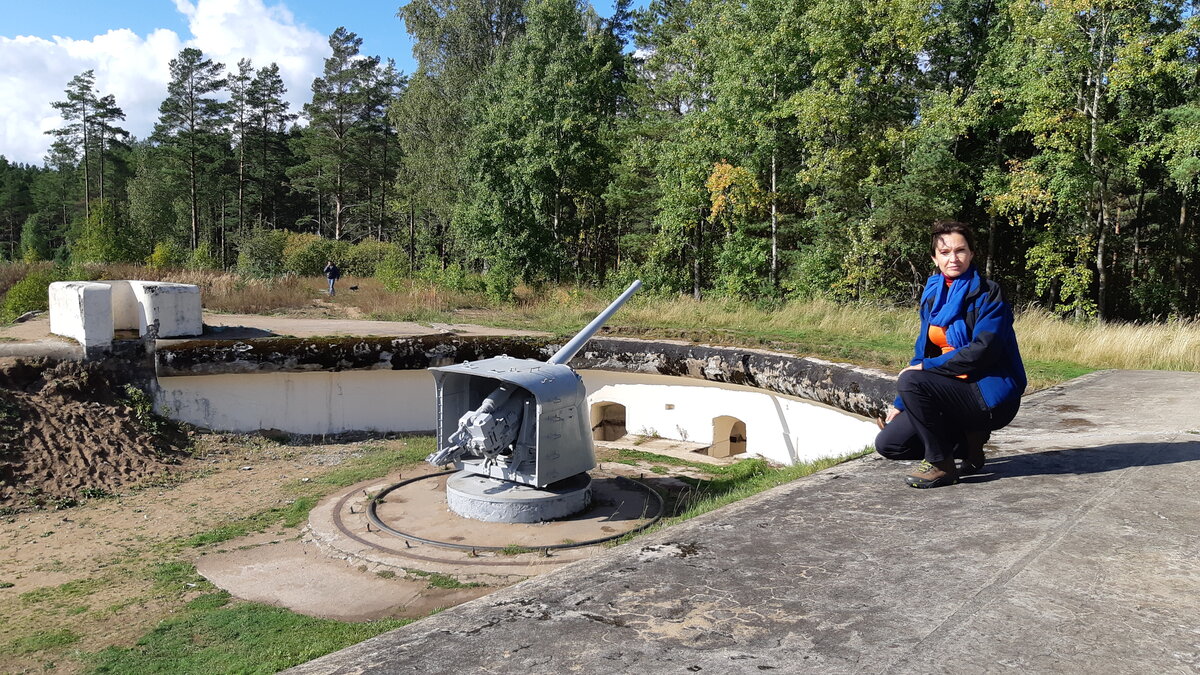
[393,0,527,266]
[457,0,623,284]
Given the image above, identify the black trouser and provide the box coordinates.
[875,370,1020,464]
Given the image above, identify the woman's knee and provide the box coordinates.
[873,425,921,460]
[896,368,924,394]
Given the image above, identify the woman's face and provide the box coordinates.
[932,233,973,279]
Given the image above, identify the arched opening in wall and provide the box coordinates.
[590,402,627,441]
[710,416,747,458]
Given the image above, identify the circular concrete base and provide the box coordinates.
[445,471,592,523]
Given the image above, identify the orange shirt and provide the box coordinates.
[928,324,954,355]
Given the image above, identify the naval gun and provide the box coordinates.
[426,281,641,496]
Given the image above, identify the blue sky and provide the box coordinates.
[4,1,418,73]
[1,0,630,166]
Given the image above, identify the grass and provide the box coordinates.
[600,447,874,536]
[5,629,81,655]
[667,452,870,522]
[356,287,1200,390]
[8,260,1198,388]
[87,592,410,674]
[20,577,107,605]
[183,438,436,549]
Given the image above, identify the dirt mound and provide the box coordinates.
[0,359,188,508]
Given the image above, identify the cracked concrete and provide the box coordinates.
[286,369,1200,674]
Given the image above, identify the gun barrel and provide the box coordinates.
[548,280,641,365]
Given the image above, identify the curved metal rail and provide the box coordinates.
[366,472,664,552]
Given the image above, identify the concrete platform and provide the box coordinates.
[287,369,1200,674]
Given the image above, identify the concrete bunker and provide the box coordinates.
[590,401,627,441]
[49,280,202,352]
[154,340,885,467]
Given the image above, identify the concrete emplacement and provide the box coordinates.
[445,471,592,523]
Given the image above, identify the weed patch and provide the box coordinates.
[4,629,81,655]
[87,592,410,674]
[20,577,106,605]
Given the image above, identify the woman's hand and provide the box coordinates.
[885,406,901,424]
[899,363,924,375]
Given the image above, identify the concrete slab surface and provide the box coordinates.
[287,370,1200,674]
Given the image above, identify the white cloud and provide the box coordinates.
[0,0,328,166]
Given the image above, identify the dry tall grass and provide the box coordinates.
[344,277,488,321]
[87,265,312,314]
[1015,309,1200,373]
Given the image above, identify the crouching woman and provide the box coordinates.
[875,221,1027,488]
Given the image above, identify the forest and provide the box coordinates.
[1,0,1199,321]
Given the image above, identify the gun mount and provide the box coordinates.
[426,281,641,522]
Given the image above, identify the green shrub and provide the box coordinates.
[375,249,411,292]
[187,242,222,271]
[343,239,396,277]
[71,201,141,263]
[484,259,518,303]
[237,230,288,278]
[282,233,350,277]
[413,254,442,286]
[20,213,54,263]
[715,230,771,300]
[147,241,188,269]
[1,266,80,322]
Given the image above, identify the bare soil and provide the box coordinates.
[0,358,188,508]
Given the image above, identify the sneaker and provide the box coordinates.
[906,459,958,488]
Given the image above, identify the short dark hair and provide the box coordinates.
[930,220,975,254]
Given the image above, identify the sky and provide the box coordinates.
[0,0,418,166]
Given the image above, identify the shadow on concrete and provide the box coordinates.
[963,439,1200,482]
[199,324,278,339]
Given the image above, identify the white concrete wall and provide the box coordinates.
[155,370,438,435]
[154,367,877,465]
[579,370,878,466]
[49,281,113,350]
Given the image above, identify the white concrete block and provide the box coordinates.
[49,281,113,350]
[128,281,202,338]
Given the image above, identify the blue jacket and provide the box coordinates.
[894,270,1027,411]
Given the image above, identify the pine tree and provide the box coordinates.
[154,48,229,250]
[292,28,376,240]
[247,63,297,229]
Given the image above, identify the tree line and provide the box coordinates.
[1,0,1199,320]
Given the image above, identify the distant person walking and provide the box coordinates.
[324,260,341,296]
